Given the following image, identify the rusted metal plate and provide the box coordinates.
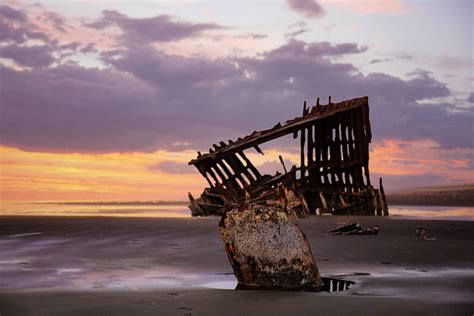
[219,204,323,291]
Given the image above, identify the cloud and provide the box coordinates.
[328,0,405,14]
[0,4,469,156]
[0,5,49,44]
[371,172,447,191]
[85,10,222,44]
[240,33,267,40]
[0,6,64,68]
[263,39,367,59]
[286,0,325,18]
[38,11,69,32]
[395,53,414,60]
[0,4,28,22]
[370,138,473,186]
[289,21,307,28]
[0,145,204,201]
[468,92,474,103]
[0,5,470,197]
[103,46,237,98]
[2,34,470,154]
[367,138,474,191]
[436,56,472,70]
[369,58,391,64]
[0,44,55,68]
[285,28,310,39]
[79,43,98,54]
[0,65,162,152]
[0,5,104,69]
[150,161,195,174]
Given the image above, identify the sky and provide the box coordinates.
[0,0,473,202]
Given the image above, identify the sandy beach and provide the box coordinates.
[0,215,473,315]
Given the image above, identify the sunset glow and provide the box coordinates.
[1,137,472,202]
[0,0,472,204]
[0,146,204,201]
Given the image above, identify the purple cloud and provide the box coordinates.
[79,43,98,54]
[150,161,195,174]
[0,5,27,22]
[0,7,49,44]
[0,39,94,69]
[369,58,391,64]
[39,11,69,32]
[468,92,474,103]
[286,0,325,18]
[86,10,222,44]
[1,37,468,154]
[285,28,310,38]
[103,46,237,96]
[0,6,469,155]
[0,64,162,152]
[264,40,367,59]
[0,44,55,68]
[371,173,448,191]
[0,6,97,69]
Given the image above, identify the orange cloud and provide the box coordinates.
[0,146,206,202]
[370,139,473,181]
[153,33,274,59]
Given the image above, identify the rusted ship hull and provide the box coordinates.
[188,96,388,216]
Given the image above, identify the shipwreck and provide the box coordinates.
[188,96,388,217]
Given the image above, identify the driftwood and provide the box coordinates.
[188,96,388,216]
[330,223,379,235]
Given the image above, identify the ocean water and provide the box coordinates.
[0,201,190,218]
[389,205,474,221]
[0,201,473,220]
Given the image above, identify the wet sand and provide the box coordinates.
[0,216,473,315]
